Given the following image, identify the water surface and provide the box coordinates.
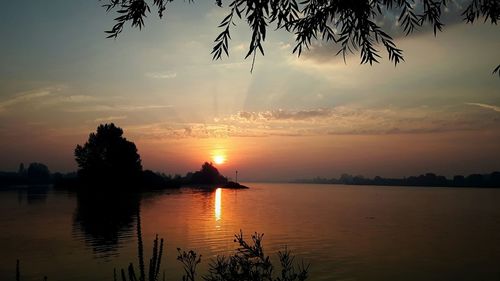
[1,183,500,280]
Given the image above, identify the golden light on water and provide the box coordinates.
[215,188,222,221]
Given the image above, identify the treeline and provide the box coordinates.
[0,163,54,186]
[141,161,229,189]
[294,172,500,188]
[0,161,228,190]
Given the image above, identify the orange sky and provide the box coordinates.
[132,131,500,181]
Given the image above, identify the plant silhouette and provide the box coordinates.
[100,0,499,74]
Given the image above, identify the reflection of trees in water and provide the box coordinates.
[16,185,50,205]
[72,191,141,258]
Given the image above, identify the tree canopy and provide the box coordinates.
[100,0,499,74]
[189,162,228,185]
[75,123,143,185]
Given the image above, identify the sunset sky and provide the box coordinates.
[1,1,499,181]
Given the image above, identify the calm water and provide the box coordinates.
[1,183,500,281]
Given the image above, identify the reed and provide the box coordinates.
[114,234,164,281]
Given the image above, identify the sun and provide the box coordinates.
[213,155,226,165]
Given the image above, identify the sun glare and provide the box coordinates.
[213,155,226,165]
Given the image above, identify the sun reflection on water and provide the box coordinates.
[215,188,222,221]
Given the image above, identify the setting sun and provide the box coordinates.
[213,155,226,165]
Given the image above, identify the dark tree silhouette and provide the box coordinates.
[26,163,51,183]
[190,162,228,185]
[75,123,142,185]
[100,0,499,74]
[296,171,500,187]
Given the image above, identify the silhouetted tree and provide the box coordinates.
[0,163,52,186]
[100,0,500,74]
[74,123,142,186]
[142,170,181,189]
[465,173,484,186]
[490,172,500,186]
[190,162,228,185]
[453,175,466,187]
[26,162,51,183]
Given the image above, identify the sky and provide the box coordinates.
[0,0,499,181]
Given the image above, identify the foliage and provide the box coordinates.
[201,231,309,281]
[26,163,51,183]
[189,162,228,185]
[142,170,182,189]
[120,230,309,281]
[177,249,202,281]
[0,162,52,186]
[74,123,142,185]
[100,0,499,73]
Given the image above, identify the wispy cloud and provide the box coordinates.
[92,115,127,123]
[65,104,172,113]
[466,102,500,113]
[233,43,246,51]
[126,104,500,140]
[0,89,53,112]
[0,87,172,116]
[145,71,177,79]
[0,86,108,114]
[229,108,333,122]
[279,42,291,50]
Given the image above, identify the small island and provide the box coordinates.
[222,181,249,189]
[182,161,248,189]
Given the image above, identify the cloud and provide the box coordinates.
[145,71,177,79]
[0,86,110,114]
[226,106,499,136]
[279,42,291,50]
[65,104,172,113]
[466,103,500,113]
[92,115,127,123]
[230,108,333,122]
[233,43,246,51]
[0,86,172,117]
[125,104,500,140]
[0,89,53,112]
[211,62,247,69]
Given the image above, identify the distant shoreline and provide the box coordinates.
[0,161,248,191]
[293,171,500,188]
